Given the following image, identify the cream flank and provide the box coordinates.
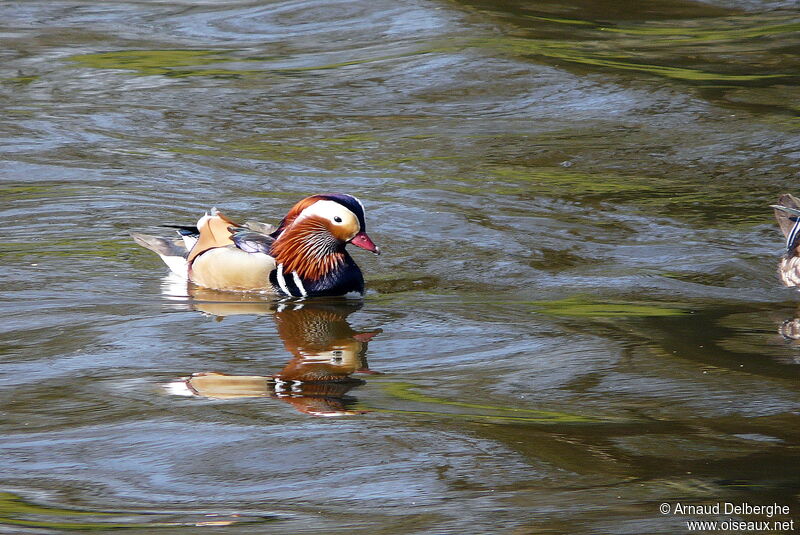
[190,247,276,291]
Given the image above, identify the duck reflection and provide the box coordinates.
[779,318,800,339]
[778,316,800,362]
[168,287,381,416]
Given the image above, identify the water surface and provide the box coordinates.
[1,0,799,532]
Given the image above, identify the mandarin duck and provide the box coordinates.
[772,193,800,288]
[132,194,379,297]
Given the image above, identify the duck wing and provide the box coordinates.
[230,227,275,254]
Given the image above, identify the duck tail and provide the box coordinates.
[130,232,189,278]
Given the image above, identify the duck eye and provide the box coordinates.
[333,216,343,223]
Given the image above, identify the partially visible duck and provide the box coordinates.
[772,193,800,287]
[132,193,379,297]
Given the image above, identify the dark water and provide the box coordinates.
[2,0,800,532]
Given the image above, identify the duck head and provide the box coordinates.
[270,194,379,281]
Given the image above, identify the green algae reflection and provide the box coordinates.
[0,184,76,199]
[481,36,789,83]
[484,165,780,227]
[372,382,612,423]
[464,10,799,85]
[528,295,687,318]
[69,49,253,78]
[0,491,273,530]
[0,238,135,261]
[68,45,454,78]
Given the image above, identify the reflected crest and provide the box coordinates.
[167,285,381,417]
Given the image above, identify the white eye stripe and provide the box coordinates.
[297,200,359,230]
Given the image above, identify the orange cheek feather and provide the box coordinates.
[270,216,345,281]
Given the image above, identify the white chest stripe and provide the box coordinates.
[788,217,800,252]
[276,264,292,296]
[292,271,307,297]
